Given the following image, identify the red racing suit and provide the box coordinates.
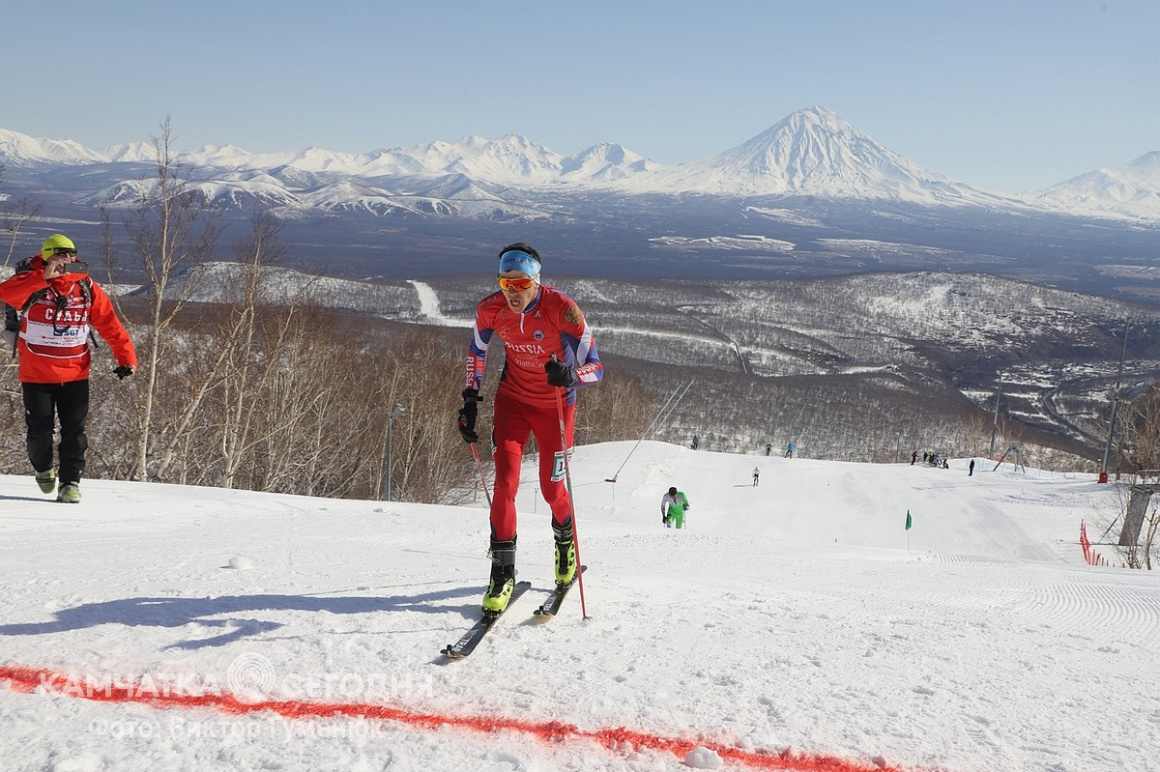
[466,285,602,541]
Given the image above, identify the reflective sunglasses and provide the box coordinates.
[51,247,78,257]
[497,276,536,292]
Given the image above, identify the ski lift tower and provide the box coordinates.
[992,443,1026,474]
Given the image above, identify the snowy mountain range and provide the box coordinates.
[2,107,1158,221]
[4,108,1160,306]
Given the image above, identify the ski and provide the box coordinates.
[440,580,531,659]
[532,565,586,621]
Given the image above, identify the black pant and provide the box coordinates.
[23,380,90,485]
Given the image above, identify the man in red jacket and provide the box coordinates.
[0,234,137,503]
[456,243,603,613]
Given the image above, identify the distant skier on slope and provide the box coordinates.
[455,243,603,614]
[661,486,691,529]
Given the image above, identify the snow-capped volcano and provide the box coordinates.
[615,106,1012,205]
[1029,151,1160,220]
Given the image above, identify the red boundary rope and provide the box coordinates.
[0,664,932,772]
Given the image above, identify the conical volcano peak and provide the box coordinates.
[616,106,993,202]
[781,106,851,132]
[739,107,890,169]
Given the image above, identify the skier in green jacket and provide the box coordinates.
[661,486,690,529]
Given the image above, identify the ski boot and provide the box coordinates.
[553,520,576,586]
[35,469,57,495]
[482,537,517,614]
[57,483,82,504]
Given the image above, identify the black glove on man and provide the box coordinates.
[545,357,578,388]
[457,388,481,443]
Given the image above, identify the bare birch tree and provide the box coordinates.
[108,117,221,480]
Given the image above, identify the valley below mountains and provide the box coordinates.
[175,264,1160,468]
[411,270,1160,467]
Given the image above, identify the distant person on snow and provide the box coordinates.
[455,243,603,615]
[692,434,700,450]
[0,234,137,503]
[784,441,794,458]
[752,466,760,487]
[969,458,976,476]
[911,450,918,465]
[765,443,772,456]
[661,486,691,529]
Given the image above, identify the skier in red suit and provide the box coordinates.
[456,243,603,613]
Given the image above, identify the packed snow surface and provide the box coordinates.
[1,441,1157,771]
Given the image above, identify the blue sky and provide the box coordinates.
[3,1,1157,193]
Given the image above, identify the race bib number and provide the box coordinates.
[551,448,574,482]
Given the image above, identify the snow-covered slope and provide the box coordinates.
[1,441,1155,771]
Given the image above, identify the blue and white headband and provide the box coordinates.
[498,249,541,279]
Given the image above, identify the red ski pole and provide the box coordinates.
[555,386,588,620]
[470,442,492,508]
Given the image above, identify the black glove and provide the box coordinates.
[113,365,135,380]
[457,388,481,443]
[662,514,669,524]
[545,357,578,388]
